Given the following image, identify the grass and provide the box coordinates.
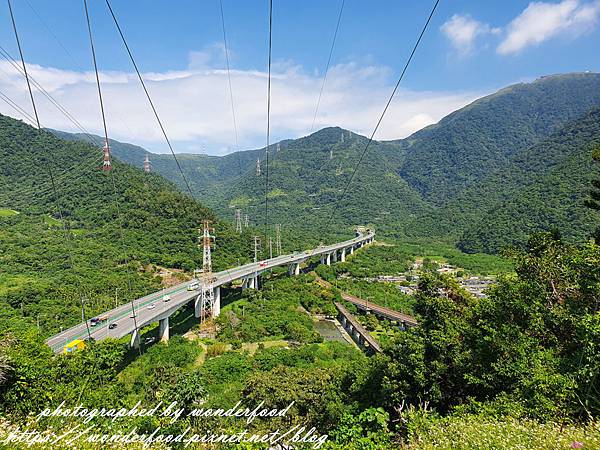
[0,208,19,217]
[42,214,62,227]
[407,415,600,450]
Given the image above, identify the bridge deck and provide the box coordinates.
[334,302,381,353]
[316,277,418,327]
[46,231,374,353]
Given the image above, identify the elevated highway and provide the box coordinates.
[316,276,418,328]
[46,230,375,353]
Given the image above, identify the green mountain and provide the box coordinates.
[396,72,600,205]
[0,114,253,335]
[53,72,600,252]
[454,107,600,252]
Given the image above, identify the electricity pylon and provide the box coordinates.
[102,138,112,171]
[235,209,242,233]
[275,224,282,255]
[198,220,216,324]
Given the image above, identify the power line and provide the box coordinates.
[83,0,141,354]
[6,0,95,347]
[219,0,242,176]
[0,45,99,144]
[103,0,196,199]
[7,0,40,129]
[83,0,110,149]
[323,0,441,231]
[264,0,273,238]
[310,0,345,133]
[0,87,37,125]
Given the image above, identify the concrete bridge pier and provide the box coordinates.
[159,317,169,342]
[288,262,300,276]
[340,248,346,262]
[320,253,332,266]
[332,251,338,263]
[194,294,201,317]
[349,246,354,255]
[243,276,257,290]
[212,287,221,317]
[130,329,140,349]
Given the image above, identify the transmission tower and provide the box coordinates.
[254,236,262,263]
[143,154,151,173]
[244,214,249,228]
[275,223,282,255]
[198,220,216,324]
[102,138,112,171]
[341,132,344,143]
[330,148,334,160]
[256,157,261,176]
[276,142,280,153]
[235,209,242,233]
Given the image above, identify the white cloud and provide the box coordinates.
[440,14,500,55]
[0,55,481,155]
[498,0,600,55]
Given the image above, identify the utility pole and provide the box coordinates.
[198,220,216,324]
[256,157,261,176]
[244,214,249,228]
[102,138,112,171]
[235,209,242,233]
[269,237,273,259]
[254,236,261,263]
[275,224,282,255]
[143,154,151,173]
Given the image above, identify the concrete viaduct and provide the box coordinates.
[46,230,375,353]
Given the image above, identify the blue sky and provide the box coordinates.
[1,0,599,154]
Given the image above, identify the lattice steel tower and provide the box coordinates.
[102,138,112,171]
[143,154,151,173]
[235,209,242,233]
[198,220,216,323]
[275,223,282,255]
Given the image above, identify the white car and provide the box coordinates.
[187,281,199,291]
[162,295,171,302]
[147,303,156,310]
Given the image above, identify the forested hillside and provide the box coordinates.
[396,72,600,204]
[0,114,253,335]
[55,73,600,253]
[455,108,600,252]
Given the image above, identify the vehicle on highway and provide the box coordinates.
[163,295,171,302]
[259,262,267,267]
[187,281,199,291]
[90,316,108,327]
[144,337,156,345]
[147,303,156,310]
[108,323,117,330]
[63,339,85,354]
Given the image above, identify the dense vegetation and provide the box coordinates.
[2,230,599,448]
[2,73,600,448]
[63,73,600,254]
[0,113,254,335]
